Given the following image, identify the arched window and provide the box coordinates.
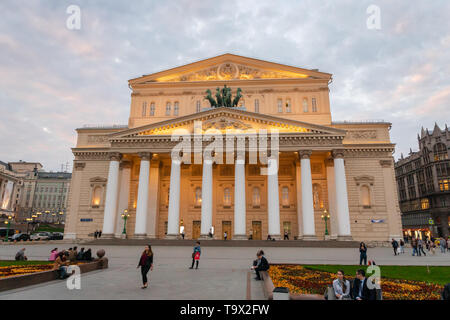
[277,99,283,113]
[223,188,231,206]
[361,185,371,207]
[142,102,147,116]
[91,186,101,207]
[311,98,317,112]
[433,143,448,161]
[165,102,171,115]
[150,102,155,116]
[174,101,179,116]
[286,99,291,113]
[252,187,260,207]
[281,186,289,206]
[254,99,259,113]
[196,100,201,113]
[195,187,202,206]
[303,98,308,112]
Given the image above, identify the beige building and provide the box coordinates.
[64,54,402,241]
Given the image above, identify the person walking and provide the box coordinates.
[137,245,154,289]
[189,241,201,269]
[440,237,446,253]
[418,239,427,256]
[284,231,289,240]
[391,239,399,256]
[359,242,368,265]
[181,229,185,240]
[224,231,228,240]
[411,238,418,256]
[399,239,405,254]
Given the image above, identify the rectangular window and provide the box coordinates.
[254,99,259,113]
[142,102,147,116]
[165,102,171,116]
[174,102,179,116]
[312,98,317,112]
[286,99,291,113]
[439,179,449,191]
[277,99,283,113]
[303,98,308,112]
[150,102,155,116]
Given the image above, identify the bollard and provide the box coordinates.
[273,287,290,300]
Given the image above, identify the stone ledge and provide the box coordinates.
[0,257,108,293]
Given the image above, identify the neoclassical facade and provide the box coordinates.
[64,54,402,241]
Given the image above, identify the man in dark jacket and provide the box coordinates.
[391,238,399,255]
[252,251,269,280]
[352,269,376,300]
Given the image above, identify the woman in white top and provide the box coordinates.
[332,270,351,300]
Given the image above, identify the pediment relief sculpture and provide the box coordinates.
[156,62,310,82]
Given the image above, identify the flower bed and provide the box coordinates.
[268,264,444,300]
[0,264,54,279]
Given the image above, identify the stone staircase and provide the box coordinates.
[81,238,360,248]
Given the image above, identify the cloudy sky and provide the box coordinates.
[0,0,449,172]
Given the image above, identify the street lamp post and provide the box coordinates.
[321,209,330,237]
[3,215,12,242]
[121,209,130,236]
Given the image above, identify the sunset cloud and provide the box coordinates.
[0,0,449,170]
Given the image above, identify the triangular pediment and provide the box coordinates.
[110,107,345,140]
[129,53,331,85]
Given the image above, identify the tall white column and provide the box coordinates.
[200,158,213,238]
[115,161,131,238]
[102,153,121,238]
[147,159,160,239]
[333,150,352,240]
[326,159,338,240]
[300,150,316,240]
[134,152,151,238]
[295,161,303,239]
[166,158,181,238]
[234,153,246,239]
[267,156,281,239]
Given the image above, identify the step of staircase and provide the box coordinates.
[81,238,360,248]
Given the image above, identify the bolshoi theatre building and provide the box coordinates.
[64,54,402,241]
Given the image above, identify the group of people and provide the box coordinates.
[93,230,102,239]
[330,269,379,300]
[49,247,94,279]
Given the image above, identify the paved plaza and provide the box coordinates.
[0,244,449,300]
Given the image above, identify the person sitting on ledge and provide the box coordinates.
[49,248,58,261]
[83,248,93,261]
[53,252,69,279]
[15,248,27,261]
[251,250,269,281]
[76,248,85,260]
[332,270,351,300]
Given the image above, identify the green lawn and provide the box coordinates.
[0,260,53,267]
[34,224,64,233]
[303,264,450,285]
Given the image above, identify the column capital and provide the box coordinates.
[298,150,312,159]
[325,158,334,167]
[108,152,122,161]
[120,160,132,169]
[332,149,345,159]
[380,159,393,168]
[138,152,152,160]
